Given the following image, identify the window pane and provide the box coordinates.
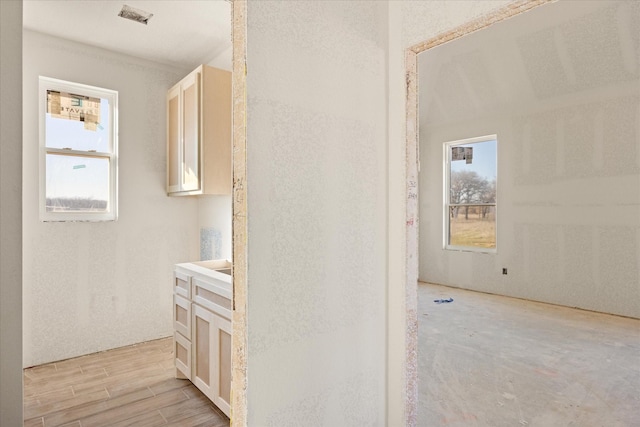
[45,154,110,213]
[447,137,497,250]
[449,205,496,249]
[449,139,496,203]
[45,93,110,152]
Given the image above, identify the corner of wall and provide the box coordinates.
[0,0,24,425]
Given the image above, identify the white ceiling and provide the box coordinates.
[23,0,232,70]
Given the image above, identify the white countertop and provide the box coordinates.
[175,259,232,284]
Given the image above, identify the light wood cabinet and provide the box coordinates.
[172,263,232,417]
[192,304,232,416]
[174,331,191,380]
[173,294,191,340]
[173,271,190,299]
[167,65,231,196]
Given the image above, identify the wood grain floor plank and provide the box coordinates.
[107,410,168,427]
[165,412,229,427]
[79,388,189,427]
[24,388,109,420]
[23,338,229,427]
[24,367,79,386]
[41,387,155,426]
[104,359,167,377]
[160,390,219,423]
[24,369,110,397]
[188,415,231,427]
[86,366,171,396]
[23,417,44,427]
[23,364,58,379]
[25,386,74,407]
[147,377,193,397]
[106,374,182,398]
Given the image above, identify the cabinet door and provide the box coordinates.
[181,71,201,192]
[192,305,231,417]
[167,85,181,193]
[174,331,191,380]
[215,312,232,417]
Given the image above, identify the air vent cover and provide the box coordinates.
[118,4,153,25]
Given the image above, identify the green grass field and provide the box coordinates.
[449,216,496,248]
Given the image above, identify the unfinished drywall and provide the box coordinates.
[244,1,388,423]
[198,195,232,261]
[22,30,200,367]
[208,46,232,72]
[1,0,24,424]
[418,0,640,318]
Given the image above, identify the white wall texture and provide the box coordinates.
[208,45,232,72]
[22,30,200,367]
[1,0,24,424]
[245,1,388,424]
[400,0,512,48]
[418,0,640,319]
[198,195,232,260]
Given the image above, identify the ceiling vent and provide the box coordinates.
[118,4,153,25]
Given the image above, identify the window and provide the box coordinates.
[444,135,497,252]
[40,77,118,221]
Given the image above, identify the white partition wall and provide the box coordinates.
[244,1,388,423]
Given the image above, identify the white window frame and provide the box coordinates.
[39,77,118,222]
[443,134,497,253]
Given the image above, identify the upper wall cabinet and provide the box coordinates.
[167,65,231,196]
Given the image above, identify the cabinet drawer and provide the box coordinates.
[192,277,232,319]
[173,294,191,340]
[174,271,191,299]
[174,331,191,380]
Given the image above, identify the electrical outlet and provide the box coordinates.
[502,268,508,275]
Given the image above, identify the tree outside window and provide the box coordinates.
[445,136,497,251]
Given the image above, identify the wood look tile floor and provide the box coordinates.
[23,338,230,427]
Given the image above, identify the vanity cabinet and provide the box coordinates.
[192,304,232,416]
[167,65,231,196]
[172,262,232,417]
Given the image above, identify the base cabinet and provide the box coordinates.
[172,264,232,418]
[192,304,232,416]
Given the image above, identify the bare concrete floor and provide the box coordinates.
[418,282,640,427]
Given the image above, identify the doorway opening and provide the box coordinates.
[403,0,552,423]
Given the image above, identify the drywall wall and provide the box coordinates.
[400,0,512,48]
[1,0,24,424]
[418,0,640,318]
[22,30,200,367]
[245,1,388,423]
[198,195,232,260]
[208,46,232,72]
